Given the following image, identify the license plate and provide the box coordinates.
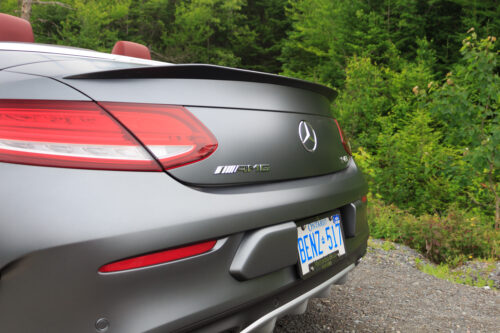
[297,213,345,277]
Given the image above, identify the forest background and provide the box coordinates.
[1,0,498,266]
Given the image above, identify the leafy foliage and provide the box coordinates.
[425,33,499,227]
[281,0,395,87]
[337,31,498,228]
[239,0,291,73]
[369,197,499,265]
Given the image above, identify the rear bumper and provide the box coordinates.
[0,159,368,333]
[241,264,356,333]
[186,242,367,333]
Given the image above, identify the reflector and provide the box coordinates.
[99,240,217,273]
[334,119,352,156]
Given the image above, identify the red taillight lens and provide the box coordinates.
[362,195,367,203]
[0,100,161,170]
[99,240,217,273]
[334,119,352,156]
[100,103,218,170]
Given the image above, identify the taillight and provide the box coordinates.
[0,100,218,171]
[0,100,161,170]
[99,240,217,273]
[99,102,218,170]
[334,119,352,156]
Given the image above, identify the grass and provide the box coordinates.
[368,238,395,251]
[368,237,497,289]
[415,258,497,289]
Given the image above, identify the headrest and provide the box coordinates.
[0,13,34,42]
[111,41,151,60]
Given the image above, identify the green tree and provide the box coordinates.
[238,0,291,73]
[118,0,176,60]
[281,0,393,88]
[424,32,499,227]
[162,0,254,66]
[334,38,435,151]
[334,56,389,152]
[374,109,462,215]
[384,0,426,60]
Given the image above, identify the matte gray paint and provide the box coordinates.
[0,159,366,270]
[0,71,90,100]
[240,265,355,333]
[341,202,357,238]
[354,199,368,236]
[341,200,368,238]
[229,222,298,280]
[0,49,369,333]
[0,51,75,69]
[168,107,349,185]
[6,58,147,77]
[5,57,331,115]
[65,78,330,115]
[183,247,364,333]
[0,160,368,333]
[340,199,368,238]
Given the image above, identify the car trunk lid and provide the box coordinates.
[7,59,350,185]
[166,106,350,185]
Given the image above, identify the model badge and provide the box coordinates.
[214,164,270,174]
[340,155,349,163]
[298,121,317,152]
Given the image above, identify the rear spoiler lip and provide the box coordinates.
[65,64,337,101]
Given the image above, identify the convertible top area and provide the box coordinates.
[0,13,336,101]
[0,42,336,101]
[0,42,164,66]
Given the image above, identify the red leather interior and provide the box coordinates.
[0,13,34,42]
[111,41,151,60]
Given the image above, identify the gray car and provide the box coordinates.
[0,37,368,332]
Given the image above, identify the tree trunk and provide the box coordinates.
[21,0,33,21]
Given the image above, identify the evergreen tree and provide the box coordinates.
[238,0,291,73]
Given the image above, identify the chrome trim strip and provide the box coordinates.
[241,264,355,333]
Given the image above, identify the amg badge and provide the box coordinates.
[214,164,270,174]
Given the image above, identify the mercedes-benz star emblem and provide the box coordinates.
[298,121,317,152]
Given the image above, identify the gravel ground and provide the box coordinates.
[275,240,500,332]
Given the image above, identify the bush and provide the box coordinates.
[339,32,498,227]
[368,197,499,265]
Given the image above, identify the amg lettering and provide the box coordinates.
[214,164,270,174]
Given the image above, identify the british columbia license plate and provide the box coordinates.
[297,212,345,277]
